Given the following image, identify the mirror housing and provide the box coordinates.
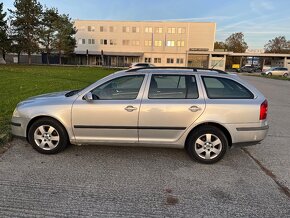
[83,92,93,102]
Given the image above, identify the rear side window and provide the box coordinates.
[149,75,198,99]
[202,76,254,99]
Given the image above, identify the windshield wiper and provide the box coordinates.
[65,90,79,97]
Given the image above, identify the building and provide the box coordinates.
[74,20,290,70]
[74,20,216,68]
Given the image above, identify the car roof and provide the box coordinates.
[126,67,228,74]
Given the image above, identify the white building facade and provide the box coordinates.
[74,20,216,67]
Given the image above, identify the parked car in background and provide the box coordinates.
[238,65,261,73]
[11,67,268,164]
[129,62,155,69]
[262,67,289,77]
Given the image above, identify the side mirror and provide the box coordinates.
[83,92,93,102]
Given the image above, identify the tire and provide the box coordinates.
[186,126,228,164]
[28,118,68,154]
[267,72,272,76]
[283,73,288,77]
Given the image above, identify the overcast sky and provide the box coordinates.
[2,0,290,49]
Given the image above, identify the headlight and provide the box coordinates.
[12,108,20,117]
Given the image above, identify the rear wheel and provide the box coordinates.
[28,118,68,154]
[283,73,288,77]
[186,126,228,164]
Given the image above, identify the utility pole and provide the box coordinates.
[86,49,89,65]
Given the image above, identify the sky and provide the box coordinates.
[2,0,290,49]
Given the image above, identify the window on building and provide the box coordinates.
[132,27,140,33]
[177,27,186,34]
[167,58,174,64]
[88,39,95,44]
[177,40,185,47]
[154,58,162,63]
[100,39,108,45]
[176,58,184,64]
[110,39,117,45]
[145,40,152,47]
[132,40,140,46]
[145,27,153,33]
[123,26,130,32]
[123,40,130,46]
[78,39,85,44]
[154,40,162,47]
[109,26,114,32]
[155,27,163,33]
[145,57,151,63]
[100,26,106,32]
[166,41,175,47]
[168,27,176,34]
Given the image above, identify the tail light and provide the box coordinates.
[260,100,268,120]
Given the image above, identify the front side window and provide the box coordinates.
[91,75,145,100]
[202,76,254,99]
[149,75,199,99]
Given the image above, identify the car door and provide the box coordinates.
[138,73,205,144]
[72,74,147,144]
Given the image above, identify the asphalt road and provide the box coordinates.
[0,75,289,217]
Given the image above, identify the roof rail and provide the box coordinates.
[126,66,228,74]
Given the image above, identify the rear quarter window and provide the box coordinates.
[202,76,254,99]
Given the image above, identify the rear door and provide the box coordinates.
[138,73,205,144]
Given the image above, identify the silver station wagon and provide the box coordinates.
[11,67,269,164]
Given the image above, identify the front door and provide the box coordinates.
[72,74,146,144]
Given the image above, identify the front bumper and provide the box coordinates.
[11,116,30,138]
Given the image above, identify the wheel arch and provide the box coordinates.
[185,122,232,149]
[26,115,69,140]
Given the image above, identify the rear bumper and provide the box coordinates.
[227,123,269,144]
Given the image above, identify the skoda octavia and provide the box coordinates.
[11,67,269,164]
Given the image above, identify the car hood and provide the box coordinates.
[17,91,74,107]
[26,91,69,101]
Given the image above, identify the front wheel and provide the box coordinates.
[186,126,228,164]
[28,118,68,154]
[267,72,272,76]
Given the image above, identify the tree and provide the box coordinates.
[9,0,43,64]
[214,41,227,50]
[52,14,76,64]
[225,32,248,53]
[264,36,290,53]
[0,2,8,61]
[39,7,59,64]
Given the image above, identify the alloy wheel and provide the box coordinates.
[194,134,222,160]
[34,125,60,150]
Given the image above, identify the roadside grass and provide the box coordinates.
[0,65,117,146]
[244,73,290,81]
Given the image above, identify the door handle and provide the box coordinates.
[189,106,201,112]
[125,105,137,112]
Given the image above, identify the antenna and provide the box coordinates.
[211,56,225,70]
